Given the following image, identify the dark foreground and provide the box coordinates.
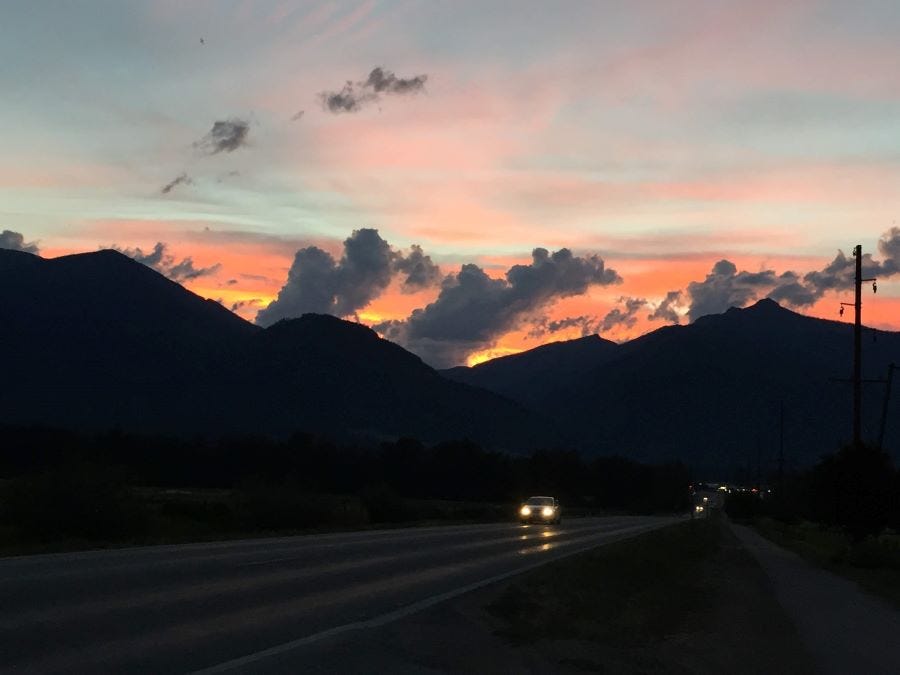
[0,515,676,673]
[250,518,817,674]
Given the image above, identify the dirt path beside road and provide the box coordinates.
[731,523,900,675]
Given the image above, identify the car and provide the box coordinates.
[518,496,562,524]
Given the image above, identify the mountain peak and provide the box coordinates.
[745,297,787,313]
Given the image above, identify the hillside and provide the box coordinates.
[0,249,555,449]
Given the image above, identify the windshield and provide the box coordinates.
[525,497,554,506]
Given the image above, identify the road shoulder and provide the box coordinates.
[731,522,900,675]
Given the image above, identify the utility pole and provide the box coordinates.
[854,244,862,446]
[840,245,877,447]
[778,402,784,494]
[878,363,897,452]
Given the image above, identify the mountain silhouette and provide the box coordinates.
[453,298,900,471]
[0,249,553,449]
[442,334,620,409]
[4,249,898,468]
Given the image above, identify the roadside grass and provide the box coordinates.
[484,516,814,674]
[0,480,570,557]
[753,517,900,609]
[487,519,719,646]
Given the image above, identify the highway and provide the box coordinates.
[0,515,678,673]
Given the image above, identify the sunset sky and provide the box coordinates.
[2,1,900,367]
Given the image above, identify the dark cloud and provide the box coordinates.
[256,230,445,326]
[648,290,682,324]
[256,229,395,326]
[193,119,250,155]
[878,227,900,275]
[0,230,39,254]
[686,260,778,322]
[321,81,377,113]
[394,244,442,291]
[528,315,596,338]
[600,297,647,333]
[365,67,427,95]
[377,248,621,368]
[767,271,818,307]
[113,242,221,282]
[231,298,261,312]
[680,228,900,321]
[320,67,427,114]
[793,229,900,302]
[160,172,193,194]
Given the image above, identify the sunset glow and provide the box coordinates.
[2,1,899,366]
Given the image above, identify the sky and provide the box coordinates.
[2,0,900,367]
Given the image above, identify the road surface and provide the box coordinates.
[0,515,678,673]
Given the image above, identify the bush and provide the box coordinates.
[0,464,148,541]
[846,536,900,570]
[361,483,409,523]
[807,444,895,540]
[237,481,367,531]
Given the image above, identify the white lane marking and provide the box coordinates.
[190,518,677,674]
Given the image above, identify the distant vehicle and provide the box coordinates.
[692,503,708,519]
[519,496,562,524]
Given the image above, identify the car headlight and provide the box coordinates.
[542,506,554,518]
[520,506,531,516]
[694,505,704,512]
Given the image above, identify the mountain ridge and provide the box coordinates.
[0,249,557,450]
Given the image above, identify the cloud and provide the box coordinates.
[528,315,596,338]
[686,260,778,322]
[320,66,427,114]
[377,248,621,367]
[112,242,221,282]
[0,230,39,254]
[256,229,395,326]
[256,230,445,326]
[365,67,427,95]
[290,110,305,122]
[648,290,682,324]
[193,119,250,155]
[231,298,261,312]
[160,172,193,194]
[600,297,647,333]
[321,81,376,113]
[394,244,442,291]
[679,227,900,321]
[767,271,818,307]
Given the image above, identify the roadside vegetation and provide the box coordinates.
[725,442,900,608]
[486,517,812,673]
[0,425,689,555]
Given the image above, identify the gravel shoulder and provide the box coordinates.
[732,523,900,675]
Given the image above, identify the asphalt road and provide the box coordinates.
[0,515,678,674]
